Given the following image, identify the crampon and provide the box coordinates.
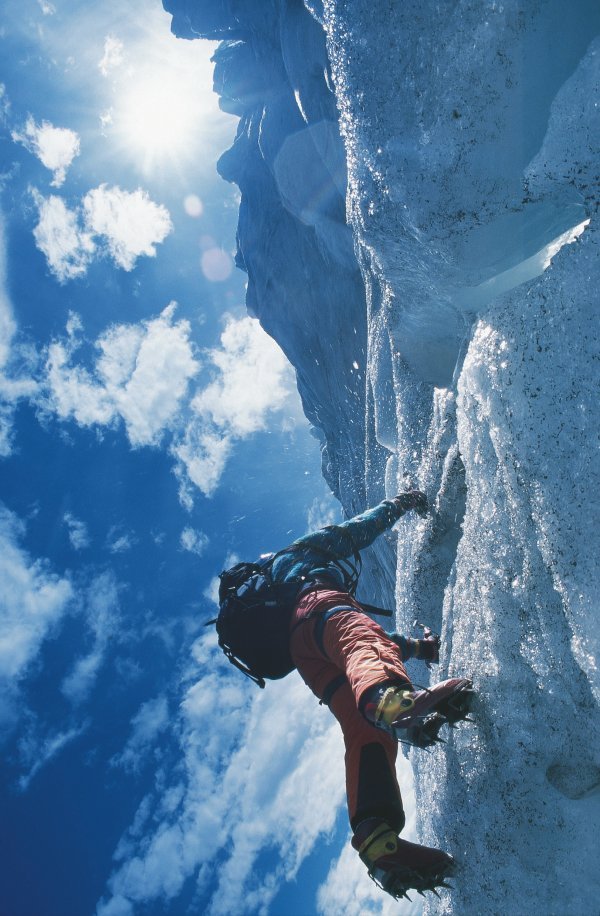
[401,679,476,749]
[368,856,456,900]
[353,821,457,901]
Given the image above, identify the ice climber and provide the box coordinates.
[214,491,474,900]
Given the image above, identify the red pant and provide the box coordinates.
[289,588,410,831]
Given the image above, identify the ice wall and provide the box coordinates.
[164,0,375,509]
[321,1,600,913]
[164,1,599,912]
[163,0,398,604]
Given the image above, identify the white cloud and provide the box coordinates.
[173,428,232,501]
[316,754,419,916]
[32,185,172,281]
[43,311,295,502]
[107,530,135,554]
[111,695,169,774]
[98,635,348,916]
[0,84,9,125]
[97,304,198,446]
[173,316,296,498]
[96,610,421,916]
[42,313,298,505]
[0,403,15,457]
[63,511,91,550]
[203,576,221,606]
[0,204,39,453]
[307,494,342,532]
[18,721,88,792]
[194,317,293,437]
[0,505,72,685]
[203,552,238,607]
[12,117,80,186]
[61,572,120,704]
[65,311,83,336]
[32,191,95,282]
[46,336,115,426]
[0,210,21,454]
[100,109,113,132]
[37,0,56,15]
[180,527,209,556]
[99,35,125,77]
[317,838,421,916]
[83,185,173,270]
[45,304,199,447]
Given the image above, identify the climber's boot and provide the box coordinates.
[364,678,474,735]
[352,817,456,899]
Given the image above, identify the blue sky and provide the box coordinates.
[0,3,418,914]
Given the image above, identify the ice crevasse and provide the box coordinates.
[164,1,599,912]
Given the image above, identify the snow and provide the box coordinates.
[164,1,599,913]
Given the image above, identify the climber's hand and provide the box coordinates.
[413,621,441,665]
[420,634,440,664]
[393,489,429,518]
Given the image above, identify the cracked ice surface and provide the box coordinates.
[323,1,600,912]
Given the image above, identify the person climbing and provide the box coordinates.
[215,491,474,900]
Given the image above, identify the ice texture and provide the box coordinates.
[164,1,599,912]
[321,2,600,912]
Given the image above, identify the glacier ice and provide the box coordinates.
[164,0,599,912]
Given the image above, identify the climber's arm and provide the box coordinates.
[294,491,428,559]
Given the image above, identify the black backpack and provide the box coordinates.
[212,543,362,688]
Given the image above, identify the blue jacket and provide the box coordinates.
[269,498,405,588]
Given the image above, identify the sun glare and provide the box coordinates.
[105,13,235,174]
[121,73,198,160]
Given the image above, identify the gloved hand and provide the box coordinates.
[414,622,440,665]
[392,489,429,518]
[390,629,440,665]
[418,634,440,664]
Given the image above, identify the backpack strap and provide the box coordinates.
[221,644,266,689]
[311,528,362,595]
[271,536,362,596]
[320,673,347,706]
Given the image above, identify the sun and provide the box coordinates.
[119,70,200,167]
[105,14,234,175]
